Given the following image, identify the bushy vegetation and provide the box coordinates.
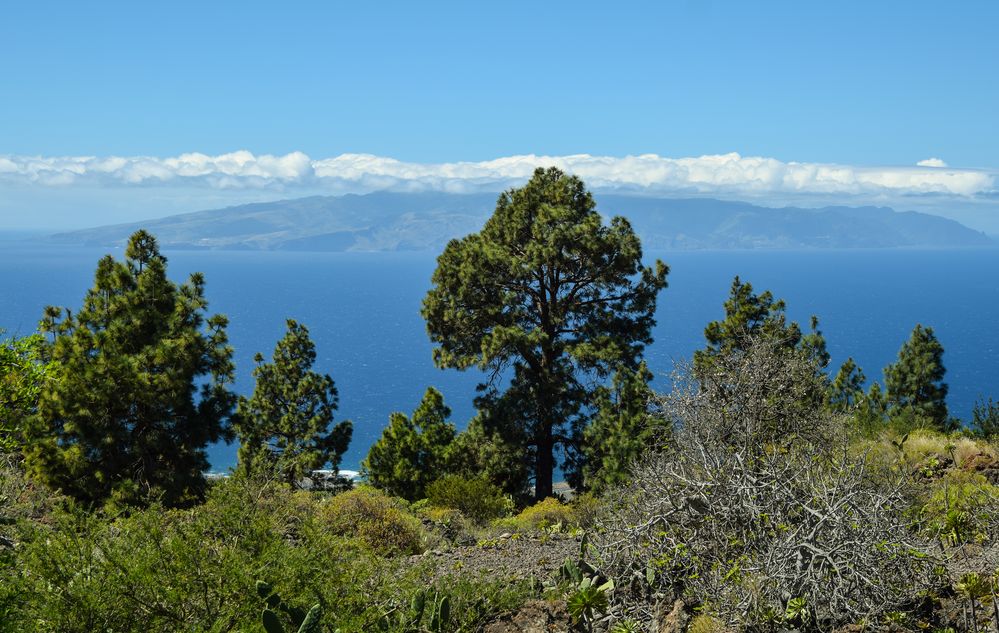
[6,171,999,630]
[0,474,535,632]
[318,486,426,555]
[594,339,935,628]
[425,474,512,525]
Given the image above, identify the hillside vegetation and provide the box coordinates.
[4,169,999,632]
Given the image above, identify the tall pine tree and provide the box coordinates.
[828,357,867,413]
[884,324,949,431]
[23,230,236,507]
[422,167,668,500]
[234,319,352,485]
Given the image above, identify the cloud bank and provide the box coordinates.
[0,150,995,202]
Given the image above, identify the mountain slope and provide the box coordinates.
[51,192,994,251]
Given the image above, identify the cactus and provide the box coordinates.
[377,589,452,633]
[255,579,327,633]
[410,589,427,626]
[298,605,322,633]
[427,593,451,633]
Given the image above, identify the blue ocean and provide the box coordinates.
[2,240,997,472]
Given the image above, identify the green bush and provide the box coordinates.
[513,497,574,531]
[568,492,603,529]
[919,470,999,545]
[319,486,426,555]
[425,474,512,524]
[5,479,396,632]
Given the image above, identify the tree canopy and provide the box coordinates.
[234,319,352,485]
[422,167,668,499]
[0,332,51,453]
[884,323,949,430]
[694,276,829,378]
[362,386,455,501]
[23,230,236,507]
[575,361,657,494]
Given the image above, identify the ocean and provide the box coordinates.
[2,240,997,472]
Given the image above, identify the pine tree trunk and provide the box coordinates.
[535,423,554,501]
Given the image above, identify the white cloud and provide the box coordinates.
[0,150,994,202]
[917,158,948,168]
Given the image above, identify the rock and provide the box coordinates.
[657,599,690,633]
[499,532,512,539]
[483,599,571,633]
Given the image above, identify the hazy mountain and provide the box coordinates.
[51,192,994,251]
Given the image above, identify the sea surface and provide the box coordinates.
[1,239,997,472]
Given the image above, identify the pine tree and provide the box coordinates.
[883,324,949,430]
[971,398,999,439]
[235,319,352,486]
[23,230,236,507]
[576,362,656,494]
[361,387,454,500]
[828,357,867,413]
[694,276,829,377]
[693,277,829,404]
[422,167,668,500]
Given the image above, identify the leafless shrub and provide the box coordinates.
[594,337,936,630]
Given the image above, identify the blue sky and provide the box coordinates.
[3,1,998,164]
[1,1,998,230]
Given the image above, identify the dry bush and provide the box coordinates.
[953,436,997,468]
[593,337,936,630]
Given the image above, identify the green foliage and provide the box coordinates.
[0,331,51,452]
[783,596,811,628]
[971,397,999,439]
[919,471,999,545]
[255,580,325,633]
[319,486,426,555]
[694,276,828,379]
[379,588,452,632]
[425,474,511,524]
[510,497,575,532]
[828,356,867,413]
[235,319,352,485]
[575,362,656,494]
[2,476,531,632]
[422,167,668,499]
[22,230,236,508]
[608,620,642,633]
[884,324,950,431]
[446,413,532,501]
[362,387,455,501]
[561,559,614,633]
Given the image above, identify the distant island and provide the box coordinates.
[51,191,994,251]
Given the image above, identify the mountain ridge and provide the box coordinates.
[51,191,995,251]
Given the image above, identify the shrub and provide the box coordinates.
[595,338,934,629]
[425,475,512,524]
[1,475,538,632]
[319,486,425,555]
[919,470,999,545]
[568,492,603,529]
[513,497,575,531]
